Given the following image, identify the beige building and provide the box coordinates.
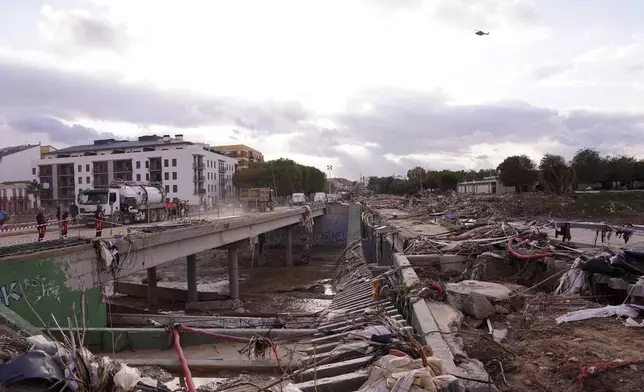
[457,176,516,195]
[214,144,264,169]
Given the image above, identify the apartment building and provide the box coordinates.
[33,135,238,208]
[213,144,264,169]
[0,145,41,213]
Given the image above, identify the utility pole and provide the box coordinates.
[326,165,333,194]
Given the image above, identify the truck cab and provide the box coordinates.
[313,192,326,203]
[77,189,119,225]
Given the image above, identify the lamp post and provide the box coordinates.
[326,165,332,194]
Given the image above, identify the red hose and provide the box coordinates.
[176,325,284,373]
[507,238,553,260]
[172,327,197,392]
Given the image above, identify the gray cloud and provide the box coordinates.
[0,56,309,133]
[7,116,119,145]
[626,64,644,73]
[43,8,130,53]
[2,56,644,179]
[288,88,644,177]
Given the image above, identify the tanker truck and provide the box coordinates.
[77,179,168,226]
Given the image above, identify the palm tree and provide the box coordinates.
[25,180,45,209]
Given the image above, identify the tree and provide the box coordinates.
[406,166,426,190]
[25,180,45,209]
[539,154,575,195]
[571,148,604,186]
[497,155,538,191]
[232,159,326,196]
[606,156,636,189]
[438,172,460,190]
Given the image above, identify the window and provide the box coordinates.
[164,172,169,181]
[145,161,149,168]
[164,159,169,167]
[136,174,141,181]
[86,164,90,171]
[78,165,82,172]
[172,172,177,180]
[78,177,83,184]
[172,158,177,167]
[136,161,141,169]
[86,176,90,184]
[146,173,150,181]
[32,168,36,175]
[173,185,178,192]
[165,185,170,193]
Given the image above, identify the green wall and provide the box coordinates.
[0,259,106,329]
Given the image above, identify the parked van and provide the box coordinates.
[292,193,306,206]
[313,192,326,202]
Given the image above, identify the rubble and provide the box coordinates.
[361,191,644,391]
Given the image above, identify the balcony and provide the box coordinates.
[219,166,226,173]
[193,162,205,169]
[194,188,206,195]
[193,175,205,182]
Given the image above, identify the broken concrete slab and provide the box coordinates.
[296,356,374,382]
[293,371,370,392]
[462,292,496,320]
[446,280,511,311]
[185,300,238,311]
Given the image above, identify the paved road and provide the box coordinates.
[0,206,295,247]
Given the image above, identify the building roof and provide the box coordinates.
[0,144,39,159]
[214,144,262,155]
[43,136,193,156]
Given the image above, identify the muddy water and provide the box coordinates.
[124,246,345,313]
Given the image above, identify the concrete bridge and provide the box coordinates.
[0,205,326,328]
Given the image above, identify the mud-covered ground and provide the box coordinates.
[117,244,346,314]
[460,294,644,392]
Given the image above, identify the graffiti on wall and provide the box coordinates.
[319,231,347,244]
[0,275,61,307]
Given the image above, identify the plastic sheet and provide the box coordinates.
[113,365,142,391]
[555,304,641,324]
[356,354,462,392]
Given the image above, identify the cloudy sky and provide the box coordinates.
[1,0,643,179]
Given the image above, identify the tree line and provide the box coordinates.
[367,148,644,195]
[232,158,328,196]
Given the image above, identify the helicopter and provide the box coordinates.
[475,30,490,36]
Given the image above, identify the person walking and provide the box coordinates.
[61,209,69,238]
[95,204,104,238]
[36,208,47,242]
[70,203,79,225]
[0,209,7,227]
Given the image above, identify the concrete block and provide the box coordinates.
[296,356,374,382]
[293,371,370,392]
[445,280,511,310]
[608,278,630,291]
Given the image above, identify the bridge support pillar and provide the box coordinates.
[146,267,158,307]
[187,254,198,303]
[285,225,293,267]
[228,246,239,300]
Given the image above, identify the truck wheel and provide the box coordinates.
[113,212,124,226]
[148,209,158,223]
[157,209,167,222]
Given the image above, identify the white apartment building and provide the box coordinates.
[32,135,238,209]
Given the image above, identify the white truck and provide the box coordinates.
[77,180,168,225]
[291,192,306,206]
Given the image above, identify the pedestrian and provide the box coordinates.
[36,208,46,242]
[95,204,104,238]
[70,203,79,225]
[0,209,7,227]
[61,209,69,238]
[56,205,62,231]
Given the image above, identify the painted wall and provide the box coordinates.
[264,204,350,247]
[0,255,106,329]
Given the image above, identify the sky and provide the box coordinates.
[1,0,643,180]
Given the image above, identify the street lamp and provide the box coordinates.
[326,165,333,194]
